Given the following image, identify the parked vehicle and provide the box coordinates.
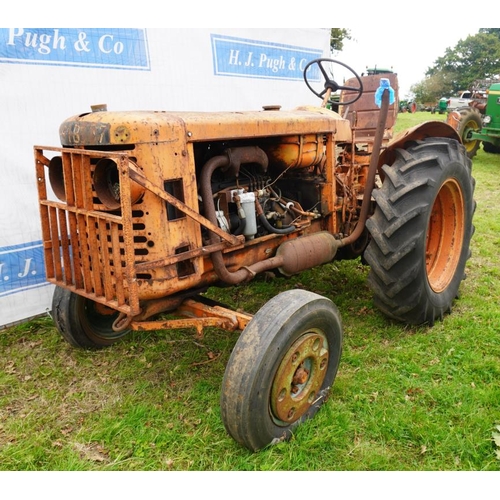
[431,98,450,114]
[447,82,500,157]
[445,91,474,111]
[399,99,417,113]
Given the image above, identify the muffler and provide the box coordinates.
[276,232,340,276]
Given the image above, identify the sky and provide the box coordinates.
[337,26,484,99]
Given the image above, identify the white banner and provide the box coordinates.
[0,28,330,328]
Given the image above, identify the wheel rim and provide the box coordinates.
[79,298,126,340]
[270,330,329,425]
[426,178,465,293]
[463,118,481,154]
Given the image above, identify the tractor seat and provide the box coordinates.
[339,73,399,151]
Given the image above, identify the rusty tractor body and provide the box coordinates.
[34,59,475,451]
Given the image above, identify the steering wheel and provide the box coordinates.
[303,58,363,106]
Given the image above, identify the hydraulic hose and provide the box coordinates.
[257,214,295,234]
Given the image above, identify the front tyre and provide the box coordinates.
[51,286,131,349]
[364,137,475,326]
[483,141,500,154]
[220,289,343,451]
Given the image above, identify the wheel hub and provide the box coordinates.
[271,331,329,424]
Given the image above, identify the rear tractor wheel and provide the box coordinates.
[364,137,475,326]
[447,107,482,158]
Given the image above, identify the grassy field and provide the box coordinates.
[1,111,499,474]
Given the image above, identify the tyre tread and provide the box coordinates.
[364,137,474,325]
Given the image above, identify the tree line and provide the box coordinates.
[412,28,500,104]
[330,28,500,105]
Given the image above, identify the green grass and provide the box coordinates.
[1,110,499,472]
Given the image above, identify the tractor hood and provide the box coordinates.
[59,106,353,147]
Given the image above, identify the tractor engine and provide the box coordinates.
[35,106,355,320]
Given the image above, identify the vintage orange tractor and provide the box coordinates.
[34,58,475,451]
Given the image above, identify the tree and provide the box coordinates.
[426,32,500,95]
[411,31,500,103]
[330,29,351,52]
[411,71,457,105]
[479,28,500,38]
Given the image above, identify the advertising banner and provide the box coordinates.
[0,28,330,328]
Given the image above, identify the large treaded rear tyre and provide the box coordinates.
[364,137,475,325]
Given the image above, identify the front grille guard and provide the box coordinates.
[34,146,243,317]
[35,146,141,316]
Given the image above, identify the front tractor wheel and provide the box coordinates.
[483,141,500,154]
[364,137,475,326]
[220,289,343,452]
[51,286,131,349]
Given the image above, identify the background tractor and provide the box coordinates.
[431,98,450,115]
[34,58,475,452]
[447,82,500,157]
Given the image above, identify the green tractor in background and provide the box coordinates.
[447,82,500,158]
[398,99,417,113]
[431,98,449,115]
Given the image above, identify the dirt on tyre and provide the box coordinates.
[51,286,131,348]
[220,289,343,452]
[447,107,482,158]
[364,137,475,326]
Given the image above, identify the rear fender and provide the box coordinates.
[379,121,461,167]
